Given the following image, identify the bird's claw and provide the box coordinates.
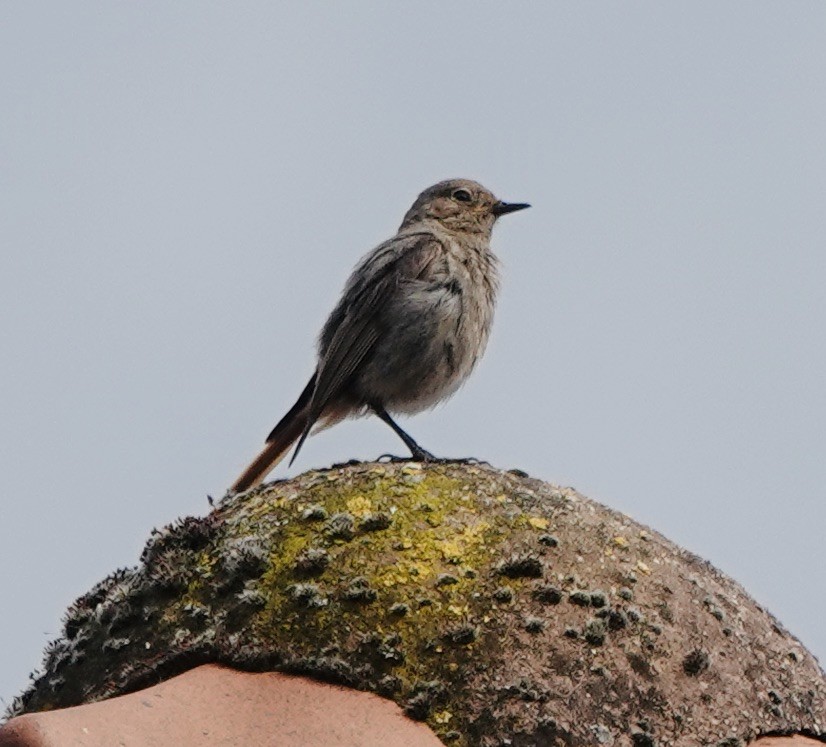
[377,453,421,464]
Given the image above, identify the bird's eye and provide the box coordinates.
[452,188,473,203]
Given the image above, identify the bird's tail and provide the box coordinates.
[229,375,315,493]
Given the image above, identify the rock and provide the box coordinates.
[5,462,825,746]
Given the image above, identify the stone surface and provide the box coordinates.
[5,462,826,746]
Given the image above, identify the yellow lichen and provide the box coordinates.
[346,495,373,516]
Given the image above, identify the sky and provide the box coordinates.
[1,3,824,707]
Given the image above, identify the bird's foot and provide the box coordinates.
[446,456,490,467]
[331,458,365,469]
[409,445,438,462]
[424,456,490,467]
[376,452,488,467]
[376,452,435,464]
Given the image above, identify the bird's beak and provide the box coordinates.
[492,201,531,217]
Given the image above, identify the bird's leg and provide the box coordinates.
[372,405,437,462]
[371,406,487,466]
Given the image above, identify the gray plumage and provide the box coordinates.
[230,179,528,493]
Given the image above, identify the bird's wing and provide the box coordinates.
[290,233,446,461]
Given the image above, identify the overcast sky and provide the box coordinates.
[1,3,824,707]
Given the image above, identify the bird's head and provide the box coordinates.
[400,179,529,235]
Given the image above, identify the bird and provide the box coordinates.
[230,179,529,493]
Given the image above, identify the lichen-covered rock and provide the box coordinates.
[8,462,826,746]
